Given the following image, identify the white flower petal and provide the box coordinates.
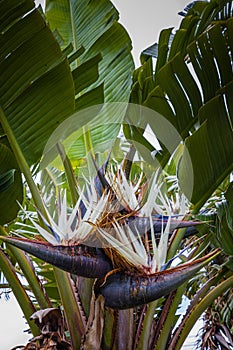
[29,218,58,245]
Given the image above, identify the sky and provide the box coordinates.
[113,0,188,66]
[0,1,199,349]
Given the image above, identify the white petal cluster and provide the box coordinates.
[25,168,189,272]
[28,186,112,245]
[106,168,142,212]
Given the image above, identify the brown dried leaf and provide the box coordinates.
[82,295,105,350]
[30,308,64,335]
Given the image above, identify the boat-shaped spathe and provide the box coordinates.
[1,236,113,278]
[126,215,201,238]
[95,250,220,309]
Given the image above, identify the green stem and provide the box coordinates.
[0,226,51,309]
[122,144,136,180]
[154,285,186,350]
[56,142,94,321]
[82,124,95,177]
[167,213,194,261]
[102,308,116,350]
[0,249,40,336]
[53,268,86,349]
[172,275,233,350]
[137,301,158,350]
[56,142,78,204]
[76,276,94,318]
[167,227,187,261]
[0,107,47,219]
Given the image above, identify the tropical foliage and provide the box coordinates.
[0,0,232,349]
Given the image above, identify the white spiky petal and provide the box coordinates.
[107,167,142,211]
[97,221,148,268]
[26,184,113,245]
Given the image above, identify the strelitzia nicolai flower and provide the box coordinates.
[18,168,193,267]
[1,166,218,310]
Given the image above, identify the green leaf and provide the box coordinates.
[46,0,118,52]
[0,142,23,225]
[144,85,175,127]
[0,1,75,165]
[72,53,102,95]
[123,124,155,166]
[156,53,201,135]
[225,183,233,222]
[45,0,134,164]
[215,188,233,256]
[129,8,233,186]
[142,18,233,203]
[173,275,233,350]
[194,0,231,36]
[0,169,15,192]
[75,85,104,111]
[141,28,173,69]
[208,23,233,87]
[178,91,233,208]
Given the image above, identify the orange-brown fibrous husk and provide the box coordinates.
[102,247,149,274]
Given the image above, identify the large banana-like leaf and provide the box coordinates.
[129,11,233,207]
[45,0,134,162]
[0,140,23,224]
[144,17,232,139]
[123,1,213,165]
[126,1,232,163]
[0,0,75,165]
[45,0,133,102]
[178,85,233,207]
[177,19,233,207]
